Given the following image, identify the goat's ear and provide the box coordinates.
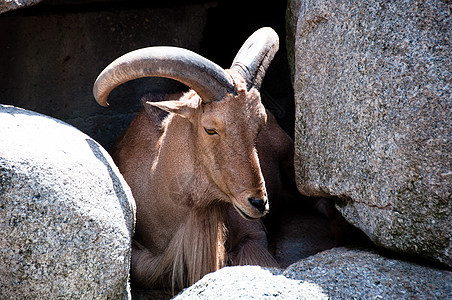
[146,101,195,119]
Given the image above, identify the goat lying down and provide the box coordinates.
[93,27,294,291]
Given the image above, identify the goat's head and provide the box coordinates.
[93,27,279,220]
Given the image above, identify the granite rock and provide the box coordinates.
[174,266,327,300]
[175,247,451,299]
[0,104,136,299]
[284,247,452,299]
[0,0,42,13]
[289,0,451,266]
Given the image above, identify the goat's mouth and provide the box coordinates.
[232,203,260,221]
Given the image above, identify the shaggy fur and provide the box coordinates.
[131,202,228,292]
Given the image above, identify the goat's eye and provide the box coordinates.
[204,128,218,136]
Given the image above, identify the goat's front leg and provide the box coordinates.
[226,205,279,268]
[130,240,170,289]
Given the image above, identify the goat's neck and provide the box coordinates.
[148,115,229,289]
[152,114,216,208]
[150,116,196,208]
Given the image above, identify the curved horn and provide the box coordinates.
[231,27,279,90]
[93,47,236,107]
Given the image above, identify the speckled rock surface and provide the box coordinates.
[284,247,452,299]
[289,0,451,266]
[174,248,451,299]
[0,0,42,13]
[174,266,328,300]
[0,105,136,299]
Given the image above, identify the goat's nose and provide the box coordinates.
[248,197,268,214]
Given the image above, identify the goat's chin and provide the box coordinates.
[232,203,262,221]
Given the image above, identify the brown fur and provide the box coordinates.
[130,202,228,292]
[112,71,291,292]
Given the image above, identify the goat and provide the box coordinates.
[93,27,294,291]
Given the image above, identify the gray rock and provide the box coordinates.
[285,0,303,82]
[0,0,42,13]
[284,247,452,299]
[175,248,451,299]
[174,266,327,300]
[0,104,136,299]
[289,0,451,266]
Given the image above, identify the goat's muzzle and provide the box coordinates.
[233,193,269,221]
[248,196,268,215]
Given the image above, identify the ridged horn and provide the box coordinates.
[93,46,236,107]
[231,27,279,90]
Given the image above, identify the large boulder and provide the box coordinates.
[174,266,327,299]
[175,248,451,299]
[289,0,451,266]
[0,105,135,299]
[284,247,451,299]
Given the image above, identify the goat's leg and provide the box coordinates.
[226,205,279,268]
[130,240,170,289]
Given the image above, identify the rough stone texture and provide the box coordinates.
[290,0,451,266]
[0,104,136,299]
[174,266,327,300]
[175,248,451,299]
[284,247,452,299]
[0,0,42,13]
[285,0,302,82]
